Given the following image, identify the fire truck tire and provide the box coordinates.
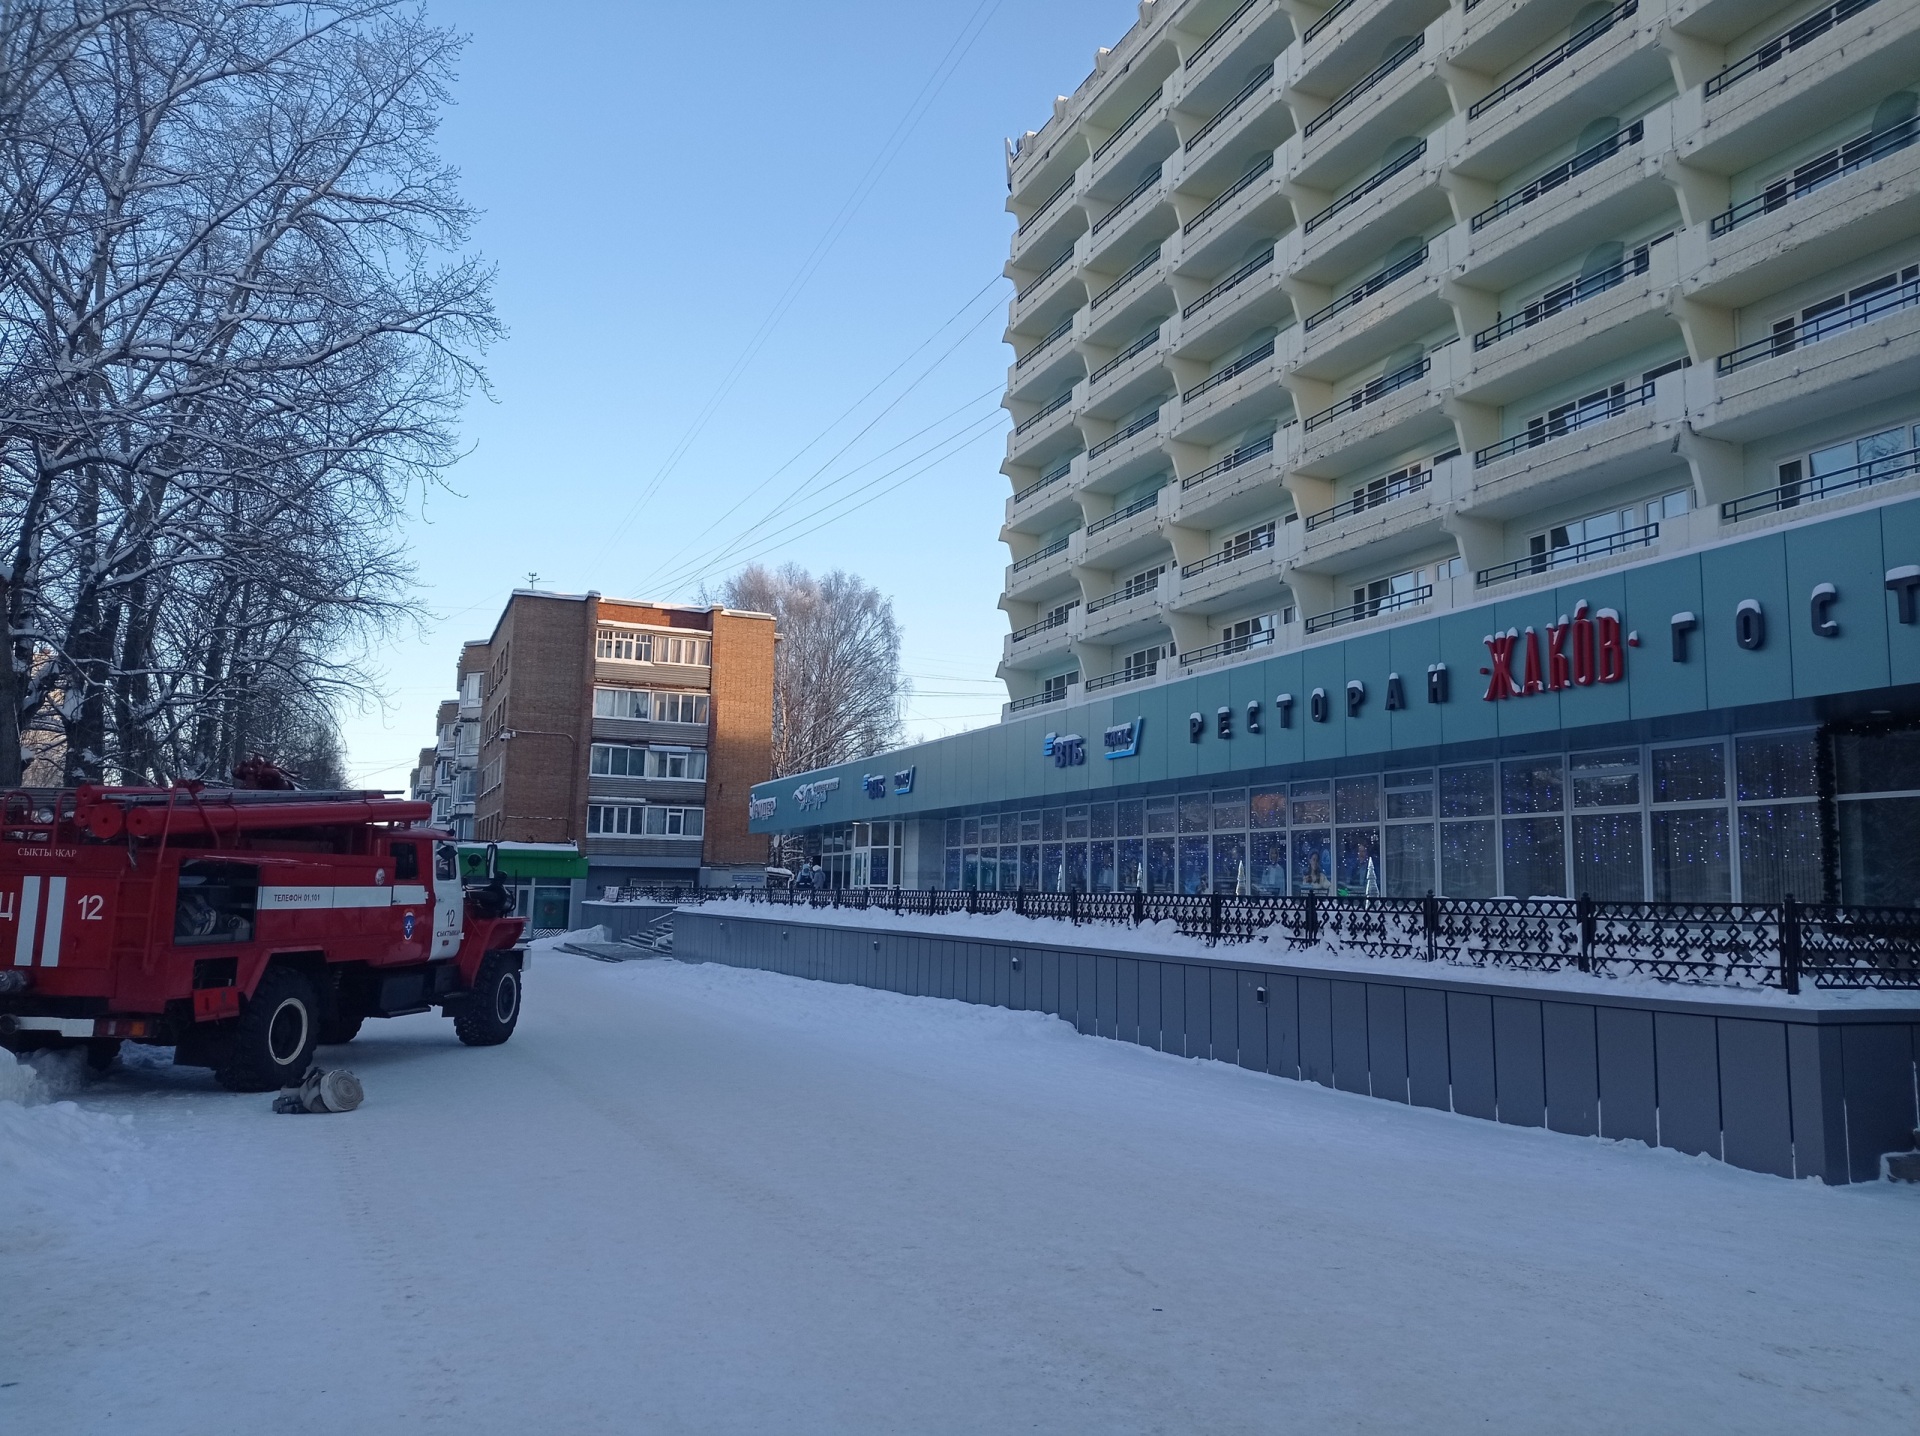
[85,1039,122,1073]
[454,952,520,1047]
[217,966,321,1091]
[318,1015,364,1046]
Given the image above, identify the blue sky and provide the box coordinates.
[340,0,1140,787]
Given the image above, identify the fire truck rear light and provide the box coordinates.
[95,1017,153,1039]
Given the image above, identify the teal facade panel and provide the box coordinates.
[1263,651,1308,768]
[1881,501,1920,686]
[1387,617,1443,750]
[1702,535,1793,712]
[1437,608,1500,745]
[1341,629,1393,757]
[1786,511,1888,697]
[1302,642,1347,761]
[1622,554,1705,720]
[1191,668,1236,778]
[1490,594,1563,738]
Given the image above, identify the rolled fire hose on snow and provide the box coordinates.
[272,1066,364,1114]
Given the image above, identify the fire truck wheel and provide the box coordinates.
[217,966,321,1092]
[85,1039,122,1074]
[319,1015,364,1046]
[454,952,520,1047]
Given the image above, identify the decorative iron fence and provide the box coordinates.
[678,887,1920,993]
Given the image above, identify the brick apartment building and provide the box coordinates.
[423,590,775,893]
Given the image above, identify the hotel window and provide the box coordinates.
[1220,521,1275,561]
[1121,644,1164,681]
[1528,490,1686,568]
[1118,565,1164,601]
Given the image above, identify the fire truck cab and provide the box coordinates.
[0,784,528,1091]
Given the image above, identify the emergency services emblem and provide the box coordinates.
[403,911,416,940]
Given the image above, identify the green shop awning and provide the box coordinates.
[456,842,588,881]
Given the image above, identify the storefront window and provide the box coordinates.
[945,849,961,889]
[1065,841,1089,891]
[1337,828,1381,895]
[1117,838,1144,891]
[978,813,999,846]
[1043,808,1064,842]
[1833,729,1920,795]
[1291,780,1331,825]
[1146,837,1176,892]
[1179,837,1210,893]
[1179,793,1209,833]
[1117,800,1144,838]
[1571,749,1640,808]
[1065,806,1089,840]
[1572,812,1644,901]
[946,819,962,848]
[1384,824,1432,897]
[1335,776,1380,825]
[1091,803,1115,840]
[1503,817,1566,897]
[1212,789,1248,830]
[1041,842,1064,891]
[1091,841,1117,891]
[963,817,980,846]
[1502,757,1564,814]
[1837,797,1920,904]
[1020,844,1040,891]
[1739,805,1822,902]
[1440,765,1496,818]
[1213,833,1246,893]
[1251,832,1288,894]
[1250,788,1285,829]
[1652,743,1725,803]
[962,850,980,890]
[1386,786,1432,819]
[1000,848,1021,892]
[1020,811,1042,843]
[1736,734,1816,801]
[1651,808,1731,902]
[1294,829,1333,894]
[1147,796,1178,834]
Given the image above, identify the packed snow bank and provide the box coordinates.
[0,1050,138,1237]
[687,899,1920,1009]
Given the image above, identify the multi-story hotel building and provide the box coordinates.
[428,590,776,894]
[750,0,1920,906]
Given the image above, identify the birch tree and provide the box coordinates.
[0,0,496,784]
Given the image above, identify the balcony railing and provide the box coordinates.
[1089,327,1160,385]
[1183,152,1275,236]
[1015,315,1073,369]
[1716,274,1920,374]
[1013,458,1073,503]
[1085,662,1160,692]
[1303,243,1427,331]
[1015,247,1075,303]
[1087,491,1159,535]
[1304,139,1425,233]
[1011,602,1078,641]
[1713,117,1919,237]
[1471,119,1644,231]
[1016,176,1073,236]
[1010,536,1069,573]
[1476,523,1658,588]
[1722,443,1920,522]
[1186,62,1274,154]
[1468,0,1637,121]
[1179,627,1276,666]
[1305,36,1422,139]
[1704,0,1877,100]
[1182,244,1275,319]
[1089,409,1159,458]
[1008,688,1067,712]
[1013,390,1072,436]
[1093,168,1162,235]
[1302,356,1429,432]
[1091,246,1161,307]
[1304,468,1431,530]
[1303,583,1431,634]
[1473,236,1664,349]
[1186,0,1259,69]
[1303,0,1357,46]
[1181,530,1274,577]
[1181,432,1275,489]
[1182,339,1275,403]
[1093,87,1163,162]
[1473,380,1655,465]
[1087,573,1161,612]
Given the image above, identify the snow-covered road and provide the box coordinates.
[5,948,1918,1434]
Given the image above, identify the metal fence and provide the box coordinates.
[676,887,1920,994]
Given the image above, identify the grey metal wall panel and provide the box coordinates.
[1007,949,1027,1010]
[1841,1023,1918,1183]
[1160,962,1186,1056]
[1211,969,1239,1066]
[1717,1018,1793,1179]
[1596,1006,1658,1146]
[1298,977,1334,1087]
[1116,957,1140,1044]
[1366,985,1408,1103]
[1330,981,1369,1095]
[1184,966,1212,1059]
[1787,1023,1848,1184]
[1406,987,1449,1109]
[1654,1012,1722,1159]
[991,945,1011,1009]
[1268,974,1300,1079]
[1058,948,1079,1027]
[938,941,960,1000]
[1542,1002,1599,1136]
[1446,993,1496,1120]
[1492,997,1546,1129]
[1078,954,1100,1035]
[1237,971,1269,1072]
[973,945,993,1006]
[1097,956,1120,1038]
[1041,949,1060,1016]
[1136,960,1161,1049]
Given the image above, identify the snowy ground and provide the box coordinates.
[4,946,1918,1435]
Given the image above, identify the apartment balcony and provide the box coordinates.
[1453,0,1670,182]
[1682,122,1920,310]
[1008,241,1083,330]
[1010,170,1085,265]
[1172,331,1291,445]
[1003,535,1078,603]
[1172,530,1288,614]
[1678,0,1920,177]
[1177,0,1287,94]
[1005,313,1084,405]
[1174,239,1292,354]
[1473,520,1665,596]
[1083,327,1167,411]
[1292,0,1451,99]
[1456,235,1679,406]
[1005,387,1079,465]
[1461,375,1685,519]
[1179,58,1287,174]
[587,775,707,807]
[1085,245,1173,340]
[1005,454,1081,532]
[1175,150,1290,272]
[1087,83,1176,190]
[1172,427,1291,529]
[1292,461,1451,577]
[1294,33,1449,201]
[1719,439,1920,528]
[1083,409,1168,488]
[1293,348,1454,475]
[1175,624,1282,671]
[1080,578,1169,646]
[1002,606,1078,668]
[1453,113,1671,294]
[1301,582,1432,636]
[1294,239,1449,381]
[1084,167,1175,270]
[1076,490,1166,570]
[1291,136,1451,282]
[1697,277,1920,443]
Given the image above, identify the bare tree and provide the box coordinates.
[717,564,906,779]
[0,0,496,784]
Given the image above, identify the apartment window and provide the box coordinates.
[1220,521,1276,560]
[455,722,478,755]
[478,759,503,796]
[1041,671,1077,700]
[1122,645,1164,681]
[587,804,705,838]
[1044,599,1077,626]
[455,770,476,803]
[591,688,709,725]
[1220,615,1274,647]
[1529,489,1687,568]
[595,627,712,666]
[1119,565,1164,601]
[655,692,709,724]
[1352,569,1424,613]
[461,673,482,705]
[647,748,707,780]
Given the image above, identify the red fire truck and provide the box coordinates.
[0,783,527,1090]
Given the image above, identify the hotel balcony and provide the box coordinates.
[1454,234,1680,407]
[1451,0,1670,183]
[1005,386,1080,465]
[1082,408,1169,489]
[1002,604,1078,669]
[1173,236,1293,355]
[1005,311,1084,405]
[1005,453,1080,533]
[1290,456,1454,578]
[1171,329,1292,446]
[1177,56,1288,177]
[1290,133,1452,282]
[1294,235,1450,382]
[1171,530,1289,614]
[1083,326,1169,412]
[1293,30,1449,203]
[1292,344,1455,475]
[1084,165,1177,271]
[1175,149,1291,274]
[1676,0,1920,178]
[1008,240,1084,331]
[1292,0,1450,99]
[1076,489,1167,571]
[1003,534,1078,604]
[1010,168,1086,265]
[1170,426,1292,530]
[1086,78,1177,192]
[1080,574,1170,646]
[1176,0,1288,93]
[1085,244,1174,341]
